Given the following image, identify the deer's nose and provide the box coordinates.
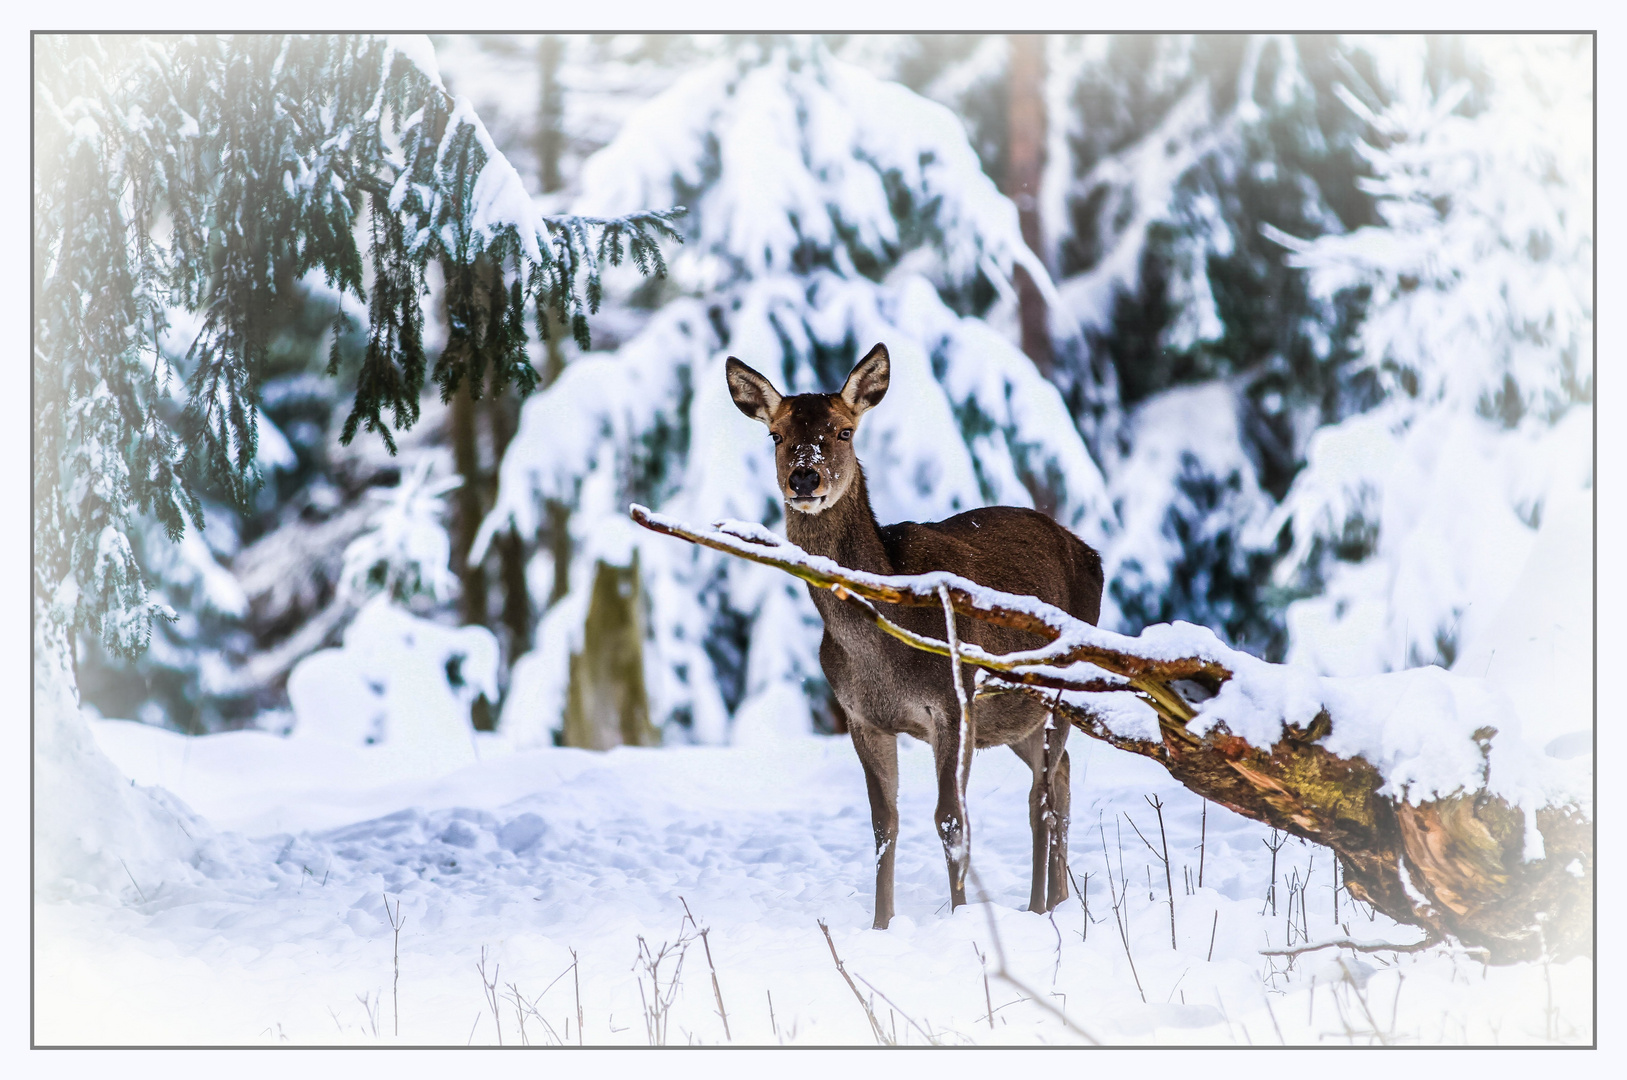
[789,467,820,497]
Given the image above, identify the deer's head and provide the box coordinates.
[726,344,890,515]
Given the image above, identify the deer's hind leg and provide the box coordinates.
[849,719,899,930]
[1013,712,1072,912]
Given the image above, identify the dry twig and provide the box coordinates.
[1261,931,1442,960]
[476,946,502,1046]
[681,897,732,1041]
[967,868,1101,1044]
[816,919,888,1045]
[383,893,405,1037]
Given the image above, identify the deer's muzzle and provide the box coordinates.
[789,467,821,497]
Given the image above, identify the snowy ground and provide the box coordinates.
[35,717,1591,1047]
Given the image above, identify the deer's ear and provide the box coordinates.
[839,343,890,417]
[725,357,783,425]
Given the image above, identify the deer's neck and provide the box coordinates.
[783,466,892,576]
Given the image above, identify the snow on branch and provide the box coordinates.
[629,504,1231,694]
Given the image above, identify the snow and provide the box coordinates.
[1057,82,1221,332]
[1271,405,1590,684]
[168,523,249,619]
[443,97,545,266]
[386,34,444,91]
[34,712,1590,1045]
[338,458,462,605]
[1270,36,1592,717]
[32,34,1596,1049]
[499,594,585,750]
[1452,480,1593,754]
[287,597,497,775]
[254,407,298,473]
[575,43,1052,300]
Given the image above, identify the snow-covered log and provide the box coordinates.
[631,505,1590,964]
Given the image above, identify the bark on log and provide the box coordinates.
[631,506,1591,963]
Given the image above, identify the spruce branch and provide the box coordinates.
[34,32,683,659]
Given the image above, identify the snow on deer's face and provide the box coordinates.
[726,344,890,515]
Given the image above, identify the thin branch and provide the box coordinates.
[383,893,404,1037]
[1147,795,1176,950]
[1098,816,1146,1003]
[972,943,995,1030]
[940,584,974,893]
[570,948,583,1046]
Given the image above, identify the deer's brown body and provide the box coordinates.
[727,344,1103,928]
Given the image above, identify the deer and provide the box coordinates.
[726,343,1104,929]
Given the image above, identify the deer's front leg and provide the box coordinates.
[932,706,971,910]
[850,720,899,930]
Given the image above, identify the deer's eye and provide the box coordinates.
[771,432,783,445]
[838,428,853,441]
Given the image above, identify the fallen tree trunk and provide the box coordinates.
[632,506,1591,964]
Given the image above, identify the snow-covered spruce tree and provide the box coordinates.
[72,290,356,735]
[34,33,678,898]
[828,34,1118,427]
[479,38,1114,748]
[1264,36,1592,747]
[431,34,724,209]
[416,37,726,682]
[1052,35,1398,658]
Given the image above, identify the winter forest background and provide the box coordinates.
[63,33,1593,749]
[33,33,1592,1046]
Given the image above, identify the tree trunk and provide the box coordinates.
[486,391,531,655]
[448,381,496,731]
[1004,34,1052,380]
[561,555,657,749]
[449,380,488,629]
[632,506,1592,964]
[538,302,572,610]
[535,35,565,195]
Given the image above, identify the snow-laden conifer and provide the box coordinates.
[1043,36,1391,655]
[35,33,681,671]
[1265,37,1591,722]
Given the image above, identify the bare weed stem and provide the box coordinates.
[817,919,888,1045]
